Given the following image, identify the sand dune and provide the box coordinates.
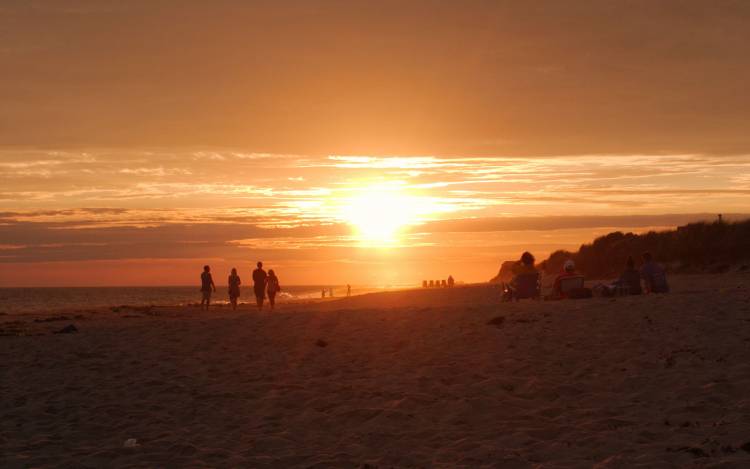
[2,273,750,468]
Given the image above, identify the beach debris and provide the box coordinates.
[667,446,708,458]
[486,316,505,328]
[123,438,139,448]
[54,324,78,334]
[34,315,70,323]
[315,339,328,348]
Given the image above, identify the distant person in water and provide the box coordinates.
[321,288,326,298]
[641,252,669,293]
[266,269,281,310]
[200,265,216,310]
[347,284,351,296]
[228,268,241,310]
[252,261,268,310]
[447,275,454,287]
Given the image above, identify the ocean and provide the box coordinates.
[0,285,399,315]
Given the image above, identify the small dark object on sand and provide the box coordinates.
[741,442,750,453]
[487,316,506,327]
[34,316,70,323]
[667,446,708,458]
[55,324,78,334]
[315,339,328,348]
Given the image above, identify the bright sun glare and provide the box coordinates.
[341,187,433,246]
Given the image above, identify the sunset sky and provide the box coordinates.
[1,1,749,286]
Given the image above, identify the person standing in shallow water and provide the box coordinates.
[252,261,268,310]
[266,269,281,310]
[200,265,216,310]
[228,268,241,310]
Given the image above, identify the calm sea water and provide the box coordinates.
[0,285,394,315]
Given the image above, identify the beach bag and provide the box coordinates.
[568,287,592,299]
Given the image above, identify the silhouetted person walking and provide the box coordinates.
[228,267,241,310]
[347,284,351,297]
[200,265,216,310]
[267,269,281,310]
[252,261,268,310]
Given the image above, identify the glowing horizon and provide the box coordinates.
[1,149,749,286]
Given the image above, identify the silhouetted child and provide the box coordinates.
[228,267,241,310]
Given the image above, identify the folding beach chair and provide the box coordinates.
[504,272,541,301]
[559,275,587,298]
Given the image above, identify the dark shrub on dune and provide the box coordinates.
[538,219,750,279]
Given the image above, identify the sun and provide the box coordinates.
[340,186,431,246]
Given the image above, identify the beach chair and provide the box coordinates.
[508,272,541,301]
[559,275,585,296]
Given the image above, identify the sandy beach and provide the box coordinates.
[2,273,750,468]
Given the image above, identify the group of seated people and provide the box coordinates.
[502,251,669,301]
[422,276,455,288]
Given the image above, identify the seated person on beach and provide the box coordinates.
[548,260,586,300]
[615,256,642,295]
[200,265,216,310]
[595,256,642,297]
[502,251,540,301]
[640,252,669,293]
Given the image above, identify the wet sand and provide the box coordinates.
[2,273,750,468]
